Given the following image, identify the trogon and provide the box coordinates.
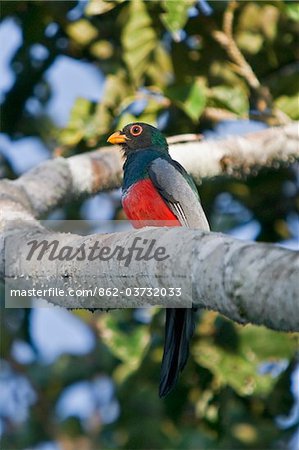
[108,122,210,397]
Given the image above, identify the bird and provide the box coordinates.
[107,122,210,397]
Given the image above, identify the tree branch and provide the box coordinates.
[1,122,297,221]
[3,221,299,332]
[169,122,298,181]
[1,122,298,332]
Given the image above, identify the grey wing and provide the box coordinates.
[148,158,210,230]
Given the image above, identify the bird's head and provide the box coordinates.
[107,122,168,155]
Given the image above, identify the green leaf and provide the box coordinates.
[275,95,299,120]
[117,112,137,130]
[66,19,98,45]
[194,341,273,396]
[98,314,150,382]
[194,321,298,396]
[161,0,196,34]
[237,32,263,54]
[59,129,85,147]
[166,79,206,121]
[146,43,173,88]
[285,2,299,22]
[122,0,157,84]
[85,0,124,16]
[90,72,133,137]
[69,97,92,123]
[209,85,249,116]
[59,98,93,146]
[90,40,114,59]
[240,326,297,360]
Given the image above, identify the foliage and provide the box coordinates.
[0,1,298,449]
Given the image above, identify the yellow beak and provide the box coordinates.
[107,131,128,145]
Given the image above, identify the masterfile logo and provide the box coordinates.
[26,237,169,267]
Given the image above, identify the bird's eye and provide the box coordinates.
[130,125,143,136]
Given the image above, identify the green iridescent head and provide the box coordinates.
[107,122,168,154]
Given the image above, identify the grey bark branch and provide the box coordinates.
[0,122,298,332]
[2,122,298,220]
[2,223,299,332]
[170,121,298,181]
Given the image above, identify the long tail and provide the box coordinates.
[159,308,196,398]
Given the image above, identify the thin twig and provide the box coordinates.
[212,1,291,125]
[202,107,238,123]
[213,1,260,89]
[167,134,203,144]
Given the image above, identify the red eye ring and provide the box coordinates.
[130,125,143,136]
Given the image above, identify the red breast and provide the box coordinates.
[122,179,180,229]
